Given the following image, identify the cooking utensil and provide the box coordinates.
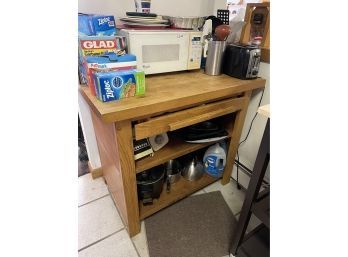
[122,22,169,28]
[181,156,204,181]
[162,16,206,30]
[126,12,157,18]
[182,121,229,143]
[188,121,219,132]
[136,165,165,205]
[202,19,212,59]
[164,159,182,192]
[205,16,223,33]
[120,17,169,24]
[215,24,231,41]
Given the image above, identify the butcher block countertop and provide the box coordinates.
[79,70,266,123]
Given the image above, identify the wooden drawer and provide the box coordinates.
[134,96,247,140]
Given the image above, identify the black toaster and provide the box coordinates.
[222,44,261,79]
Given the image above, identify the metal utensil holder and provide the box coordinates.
[204,41,227,76]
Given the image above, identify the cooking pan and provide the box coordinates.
[136,165,165,205]
[181,156,204,181]
[162,15,206,30]
[164,159,182,192]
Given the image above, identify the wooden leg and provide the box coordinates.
[90,111,141,236]
[222,91,252,185]
[88,161,103,179]
[114,120,141,237]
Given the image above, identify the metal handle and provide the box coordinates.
[166,179,171,193]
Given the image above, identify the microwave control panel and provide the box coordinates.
[187,32,203,70]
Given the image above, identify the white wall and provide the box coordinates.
[231,62,270,188]
[213,0,227,15]
[78,91,101,170]
[79,0,216,18]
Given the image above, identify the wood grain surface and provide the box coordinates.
[84,70,266,237]
[135,133,231,174]
[134,97,245,140]
[114,120,141,236]
[79,70,266,123]
[222,90,252,185]
[90,110,128,225]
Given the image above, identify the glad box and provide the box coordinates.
[78,36,119,85]
[94,70,145,102]
[79,36,118,57]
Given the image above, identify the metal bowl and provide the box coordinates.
[162,16,206,30]
[181,157,204,181]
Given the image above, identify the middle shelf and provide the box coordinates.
[135,134,231,174]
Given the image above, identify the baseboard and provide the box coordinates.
[88,161,103,179]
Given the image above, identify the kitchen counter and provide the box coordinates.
[79,70,265,123]
[79,70,266,236]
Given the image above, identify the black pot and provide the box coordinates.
[136,165,165,205]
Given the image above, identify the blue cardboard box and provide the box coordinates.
[85,53,137,96]
[93,70,145,102]
[78,13,117,36]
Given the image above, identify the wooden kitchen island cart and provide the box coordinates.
[79,70,266,237]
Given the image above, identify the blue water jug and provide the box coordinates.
[203,142,227,178]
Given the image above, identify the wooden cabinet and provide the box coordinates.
[79,70,266,236]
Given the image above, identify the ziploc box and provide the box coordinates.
[85,53,137,96]
[78,13,117,36]
[93,70,145,102]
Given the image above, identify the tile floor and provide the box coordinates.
[78,174,261,257]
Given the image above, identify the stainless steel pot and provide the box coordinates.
[181,156,204,181]
[165,159,182,192]
[162,16,206,30]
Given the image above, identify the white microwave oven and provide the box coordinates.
[119,29,203,75]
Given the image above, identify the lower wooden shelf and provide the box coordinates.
[139,173,218,220]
